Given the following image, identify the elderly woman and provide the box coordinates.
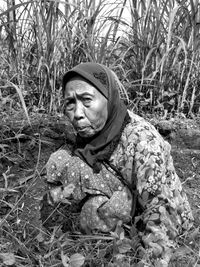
[46,62,193,266]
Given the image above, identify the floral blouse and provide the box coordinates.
[46,111,193,266]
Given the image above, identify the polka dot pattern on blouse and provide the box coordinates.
[46,149,132,232]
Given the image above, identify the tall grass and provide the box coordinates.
[0,0,200,116]
[119,0,200,116]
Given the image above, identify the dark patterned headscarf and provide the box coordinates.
[62,62,129,172]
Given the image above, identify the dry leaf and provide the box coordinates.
[187,226,199,241]
[117,239,132,254]
[69,253,85,267]
[61,250,69,267]
[0,253,16,266]
[36,232,45,243]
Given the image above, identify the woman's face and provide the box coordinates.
[64,76,108,138]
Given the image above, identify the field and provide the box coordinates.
[0,0,200,266]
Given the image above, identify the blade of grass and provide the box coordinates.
[6,81,31,125]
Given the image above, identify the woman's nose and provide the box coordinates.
[74,102,84,120]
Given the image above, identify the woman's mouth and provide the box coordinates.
[75,126,92,137]
[76,126,90,132]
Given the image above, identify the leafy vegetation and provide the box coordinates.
[0,0,200,266]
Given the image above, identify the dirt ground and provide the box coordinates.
[0,112,200,266]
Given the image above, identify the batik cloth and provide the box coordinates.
[46,110,193,267]
[47,149,132,232]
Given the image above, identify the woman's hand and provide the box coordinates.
[49,183,75,204]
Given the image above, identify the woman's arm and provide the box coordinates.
[132,125,193,266]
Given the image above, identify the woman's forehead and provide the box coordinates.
[65,77,96,93]
[64,76,106,99]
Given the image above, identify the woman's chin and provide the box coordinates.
[77,125,106,138]
[77,128,93,138]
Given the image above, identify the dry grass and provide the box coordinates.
[0,0,200,116]
[0,169,200,267]
[1,0,200,266]
[0,106,200,267]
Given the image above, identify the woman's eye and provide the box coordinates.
[83,98,92,105]
[64,101,74,111]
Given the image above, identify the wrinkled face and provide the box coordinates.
[64,76,108,138]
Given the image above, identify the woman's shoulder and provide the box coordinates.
[126,110,157,132]
[122,110,166,145]
[127,110,146,124]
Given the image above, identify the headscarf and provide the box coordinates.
[62,62,130,172]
